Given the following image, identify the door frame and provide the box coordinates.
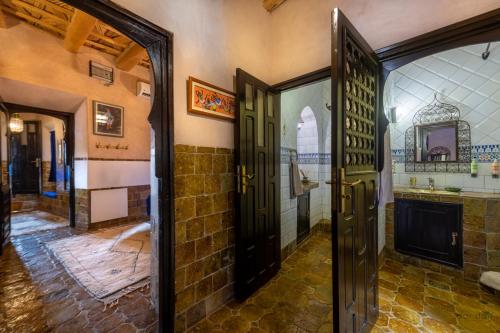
[3,103,75,224]
[52,1,175,331]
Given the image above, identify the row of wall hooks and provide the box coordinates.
[96,142,129,150]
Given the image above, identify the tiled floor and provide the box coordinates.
[189,231,500,333]
[374,258,500,333]
[11,210,68,236]
[187,232,333,333]
[0,226,157,332]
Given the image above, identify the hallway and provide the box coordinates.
[0,227,157,333]
[10,211,67,236]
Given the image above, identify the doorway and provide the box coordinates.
[0,0,175,331]
[229,9,381,333]
[11,120,41,195]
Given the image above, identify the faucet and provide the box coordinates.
[428,178,435,191]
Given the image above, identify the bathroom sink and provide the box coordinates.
[405,188,459,195]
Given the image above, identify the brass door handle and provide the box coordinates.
[342,179,362,187]
[340,168,362,214]
[239,165,254,194]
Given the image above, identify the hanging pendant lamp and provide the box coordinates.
[9,113,24,133]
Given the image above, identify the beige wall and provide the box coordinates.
[111,0,272,149]
[270,0,500,83]
[0,18,151,160]
[112,0,500,150]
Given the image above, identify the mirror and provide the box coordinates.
[416,121,457,162]
[403,94,471,173]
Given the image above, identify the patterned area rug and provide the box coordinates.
[11,211,68,236]
[45,223,151,305]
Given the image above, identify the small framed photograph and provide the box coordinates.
[93,101,124,137]
[187,76,235,121]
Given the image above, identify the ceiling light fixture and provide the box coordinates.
[9,113,24,133]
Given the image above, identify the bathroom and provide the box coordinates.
[280,78,332,258]
[381,41,500,299]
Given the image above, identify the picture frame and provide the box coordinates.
[187,76,235,121]
[93,101,124,137]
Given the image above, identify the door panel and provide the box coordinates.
[11,121,41,195]
[235,69,280,300]
[332,8,379,333]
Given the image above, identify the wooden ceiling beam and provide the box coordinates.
[9,0,68,25]
[263,0,287,12]
[115,43,147,71]
[63,9,96,53]
[34,0,73,17]
[1,5,65,35]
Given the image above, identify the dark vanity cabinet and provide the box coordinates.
[395,199,463,268]
[297,192,310,244]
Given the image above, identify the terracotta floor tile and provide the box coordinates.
[0,224,157,332]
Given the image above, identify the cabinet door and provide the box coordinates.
[395,199,463,267]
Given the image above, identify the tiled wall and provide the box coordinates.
[280,79,332,252]
[386,42,500,191]
[280,148,330,251]
[173,145,235,332]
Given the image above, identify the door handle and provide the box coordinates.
[31,158,40,168]
[451,232,458,246]
[238,165,254,195]
[340,168,362,214]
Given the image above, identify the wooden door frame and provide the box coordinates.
[53,1,175,331]
[3,103,75,224]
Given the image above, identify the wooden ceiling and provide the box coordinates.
[263,0,287,12]
[0,0,149,70]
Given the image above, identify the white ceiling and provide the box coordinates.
[386,42,500,150]
[0,77,85,113]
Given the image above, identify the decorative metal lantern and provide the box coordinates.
[9,113,24,133]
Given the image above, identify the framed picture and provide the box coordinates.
[187,76,235,121]
[93,101,124,137]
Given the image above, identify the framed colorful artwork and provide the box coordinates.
[187,76,236,121]
[93,101,124,137]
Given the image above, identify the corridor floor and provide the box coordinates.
[187,232,333,333]
[11,210,68,236]
[0,226,157,333]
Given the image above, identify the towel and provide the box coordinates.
[291,160,303,198]
[480,271,500,292]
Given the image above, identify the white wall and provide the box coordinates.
[386,42,500,192]
[280,80,331,247]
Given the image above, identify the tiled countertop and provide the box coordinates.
[393,187,500,199]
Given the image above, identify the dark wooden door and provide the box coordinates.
[11,121,41,195]
[395,199,463,268]
[235,68,281,300]
[331,8,379,333]
[297,192,310,244]
[0,184,11,255]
